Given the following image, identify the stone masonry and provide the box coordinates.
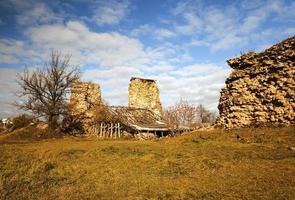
[70,82,101,118]
[216,36,295,128]
[128,77,163,117]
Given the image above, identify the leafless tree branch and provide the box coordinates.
[15,51,80,129]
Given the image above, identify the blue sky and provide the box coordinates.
[0,0,294,118]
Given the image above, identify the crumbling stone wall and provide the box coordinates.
[216,36,295,128]
[70,82,101,118]
[128,77,163,117]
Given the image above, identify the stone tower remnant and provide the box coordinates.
[70,82,101,117]
[128,77,163,117]
[216,36,295,128]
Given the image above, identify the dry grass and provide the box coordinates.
[0,126,294,199]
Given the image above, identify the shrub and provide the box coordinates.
[11,114,35,130]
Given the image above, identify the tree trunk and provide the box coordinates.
[48,115,58,129]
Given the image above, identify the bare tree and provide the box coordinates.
[164,100,216,129]
[164,99,198,129]
[196,104,216,123]
[15,51,80,129]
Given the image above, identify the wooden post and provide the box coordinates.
[114,123,117,138]
[118,123,121,138]
[100,122,103,137]
[102,122,105,137]
[110,122,113,138]
[104,123,106,138]
[105,123,108,137]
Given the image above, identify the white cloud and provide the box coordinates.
[155,28,176,38]
[131,24,176,40]
[0,38,46,65]
[0,39,25,54]
[91,0,130,26]
[151,64,230,110]
[0,67,20,118]
[26,21,146,67]
[0,53,18,64]
[2,0,64,26]
[176,12,203,35]
[240,0,287,33]
[172,0,294,51]
[0,39,26,64]
[211,33,248,51]
[16,3,62,26]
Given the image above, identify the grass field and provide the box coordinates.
[0,126,295,199]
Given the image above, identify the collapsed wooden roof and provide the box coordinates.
[106,106,168,131]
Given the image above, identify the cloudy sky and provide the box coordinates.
[0,0,294,118]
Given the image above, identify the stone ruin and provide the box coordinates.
[128,77,163,117]
[70,82,101,118]
[70,78,163,118]
[69,78,166,136]
[216,36,295,128]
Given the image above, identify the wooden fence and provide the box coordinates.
[90,122,122,138]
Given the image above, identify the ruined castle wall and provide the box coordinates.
[216,37,295,128]
[70,82,101,117]
[128,77,163,117]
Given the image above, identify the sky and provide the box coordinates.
[0,0,294,118]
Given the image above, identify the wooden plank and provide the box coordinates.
[118,123,121,138]
[110,122,113,138]
[100,122,102,137]
[114,123,117,138]
[103,122,105,137]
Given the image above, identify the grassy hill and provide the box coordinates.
[0,126,294,199]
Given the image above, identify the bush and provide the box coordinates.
[11,114,35,130]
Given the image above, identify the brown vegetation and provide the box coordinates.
[164,99,216,129]
[0,126,294,199]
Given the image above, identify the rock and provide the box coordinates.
[135,132,157,140]
[128,77,163,117]
[216,36,295,128]
[121,131,134,140]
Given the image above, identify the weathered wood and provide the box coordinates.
[110,122,113,138]
[114,123,117,138]
[90,122,124,138]
[100,122,102,137]
[103,123,106,137]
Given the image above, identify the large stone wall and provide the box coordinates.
[216,36,295,128]
[70,82,101,117]
[128,77,163,117]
